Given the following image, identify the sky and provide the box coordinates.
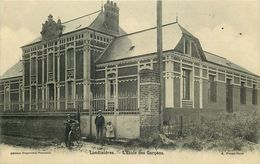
[0,0,260,76]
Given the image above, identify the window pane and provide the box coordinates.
[44,58,47,83]
[240,82,246,104]
[183,70,190,100]
[48,53,53,73]
[38,59,42,84]
[67,82,73,101]
[60,54,65,81]
[209,75,217,102]
[25,62,30,86]
[31,58,36,76]
[76,49,83,79]
[67,49,74,69]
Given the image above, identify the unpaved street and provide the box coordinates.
[1,142,260,164]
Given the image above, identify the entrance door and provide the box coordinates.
[226,79,233,113]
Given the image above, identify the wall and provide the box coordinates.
[80,114,140,139]
[0,113,140,140]
[202,81,226,111]
[139,69,160,138]
[0,115,66,140]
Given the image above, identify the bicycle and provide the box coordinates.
[67,120,81,149]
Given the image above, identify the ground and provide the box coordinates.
[1,134,260,164]
[1,111,260,163]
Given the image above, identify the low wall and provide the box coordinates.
[0,113,140,140]
[80,114,140,139]
[0,115,67,140]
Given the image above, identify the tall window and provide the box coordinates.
[67,49,74,69]
[25,62,30,86]
[31,58,36,76]
[76,49,83,79]
[183,69,190,100]
[184,39,191,55]
[108,79,115,98]
[252,84,257,105]
[38,59,42,84]
[5,87,10,110]
[209,75,217,102]
[67,81,74,102]
[60,54,65,81]
[44,58,47,83]
[48,53,53,73]
[240,82,246,104]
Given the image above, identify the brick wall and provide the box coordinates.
[202,81,226,111]
[0,115,67,140]
[139,69,160,138]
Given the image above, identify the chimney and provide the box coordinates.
[104,0,119,33]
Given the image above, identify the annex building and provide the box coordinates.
[1,1,260,139]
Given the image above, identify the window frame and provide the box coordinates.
[208,75,217,102]
[182,69,191,100]
[240,81,246,104]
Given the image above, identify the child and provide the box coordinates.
[105,121,114,144]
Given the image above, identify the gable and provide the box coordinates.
[174,35,206,61]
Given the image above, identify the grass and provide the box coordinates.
[166,110,260,151]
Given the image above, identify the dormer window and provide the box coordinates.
[184,39,191,55]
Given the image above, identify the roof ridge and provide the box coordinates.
[62,10,101,24]
[118,22,178,38]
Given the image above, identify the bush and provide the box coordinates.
[171,111,260,151]
[183,138,203,151]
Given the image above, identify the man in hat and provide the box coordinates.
[95,110,105,144]
[64,114,76,147]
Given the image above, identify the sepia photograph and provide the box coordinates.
[0,0,260,164]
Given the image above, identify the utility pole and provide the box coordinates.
[157,0,164,132]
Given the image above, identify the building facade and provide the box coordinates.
[0,1,260,139]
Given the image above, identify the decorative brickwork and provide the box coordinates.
[139,69,160,138]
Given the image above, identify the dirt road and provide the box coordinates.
[1,142,260,164]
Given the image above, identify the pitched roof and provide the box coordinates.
[24,11,126,46]
[88,12,126,36]
[97,22,184,63]
[0,61,23,80]
[204,51,256,75]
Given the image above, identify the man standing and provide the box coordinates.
[95,110,105,144]
[64,114,74,147]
